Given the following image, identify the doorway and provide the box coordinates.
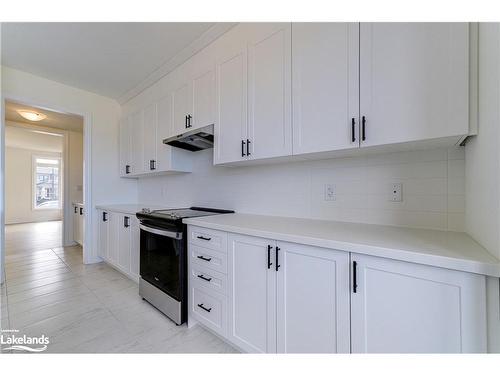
[3,100,84,259]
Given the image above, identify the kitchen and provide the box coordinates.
[1,12,500,370]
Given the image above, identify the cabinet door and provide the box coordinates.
[130,110,144,175]
[117,214,132,274]
[247,23,292,160]
[143,102,157,173]
[156,94,173,171]
[350,254,487,353]
[191,66,215,130]
[172,82,190,135]
[108,212,119,265]
[359,23,469,147]
[214,29,248,164]
[130,216,140,281]
[119,117,131,176]
[292,23,360,155]
[98,210,109,260]
[276,242,350,353]
[228,233,276,353]
[73,207,80,244]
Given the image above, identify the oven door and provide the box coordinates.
[139,224,184,301]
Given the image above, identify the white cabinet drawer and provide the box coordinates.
[190,245,228,274]
[191,287,227,336]
[191,265,228,295]
[189,226,227,253]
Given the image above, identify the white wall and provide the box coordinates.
[1,66,138,263]
[465,23,500,354]
[5,146,62,224]
[138,146,465,231]
[68,131,83,205]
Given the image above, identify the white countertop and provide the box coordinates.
[184,213,500,277]
[95,204,169,215]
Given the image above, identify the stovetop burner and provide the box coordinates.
[136,206,234,227]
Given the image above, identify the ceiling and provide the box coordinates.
[1,22,216,100]
[5,125,64,153]
[5,100,83,133]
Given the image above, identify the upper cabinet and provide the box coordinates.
[292,23,360,155]
[359,23,469,148]
[292,22,470,157]
[121,22,474,173]
[214,23,292,165]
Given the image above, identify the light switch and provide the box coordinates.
[390,183,402,202]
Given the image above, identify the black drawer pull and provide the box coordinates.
[361,116,366,141]
[275,246,280,272]
[351,118,356,143]
[246,139,251,156]
[197,274,212,282]
[241,139,246,157]
[124,216,130,228]
[267,245,273,269]
[79,207,83,215]
[197,303,212,313]
[353,261,358,293]
[197,235,211,241]
[197,255,212,262]
[74,206,77,214]
[102,212,108,222]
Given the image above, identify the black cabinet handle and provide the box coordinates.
[188,114,192,128]
[74,206,77,214]
[79,207,83,215]
[125,165,130,174]
[197,274,212,282]
[353,261,358,293]
[124,216,130,228]
[361,116,366,141]
[267,245,273,269]
[197,235,211,241]
[149,159,156,170]
[275,246,280,272]
[197,303,212,313]
[102,212,108,222]
[246,139,251,156]
[241,140,246,157]
[185,115,188,128]
[197,255,212,262]
[351,118,356,143]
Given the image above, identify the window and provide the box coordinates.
[33,157,61,209]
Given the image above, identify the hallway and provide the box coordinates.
[5,221,62,255]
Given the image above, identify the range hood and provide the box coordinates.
[163,124,214,152]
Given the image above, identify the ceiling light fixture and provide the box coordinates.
[17,110,47,122]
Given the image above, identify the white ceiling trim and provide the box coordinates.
[118,22,238,105]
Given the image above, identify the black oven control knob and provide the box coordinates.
[141,208,151,214]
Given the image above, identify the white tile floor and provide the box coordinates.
[1,222,237,353]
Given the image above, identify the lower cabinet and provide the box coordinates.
[97,209,140,282]
[350,254,487,353]
[187,225,488,353]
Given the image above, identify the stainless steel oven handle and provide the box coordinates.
[139,224,183,239]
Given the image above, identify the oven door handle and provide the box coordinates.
[139,224,183,239]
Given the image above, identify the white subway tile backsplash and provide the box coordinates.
[138,147,466,232]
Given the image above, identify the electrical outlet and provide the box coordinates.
[324,184,336,201]
[390,183,402,202]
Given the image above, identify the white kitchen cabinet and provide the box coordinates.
[172,79,191,135]
[142,102,158,172]
[292,23,360,155]
[214,27,248,164]
[130,110,144,175]
[214,23,292,165]
[359,23,469,148]
[350,253,487,353]
[97,209,140,282]
[73,204,84,246]
[247,23,292,160]
[276,241,351,353]
[130,216,140,281]
[227,233,276,353]
[191,64,215,130]
[119,117,132,177]
[117,213,132,274]
[97,209,110,260]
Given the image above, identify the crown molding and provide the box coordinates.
[118,22,238,105]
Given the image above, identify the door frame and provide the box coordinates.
[0,94,93,283]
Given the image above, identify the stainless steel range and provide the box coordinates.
[136,207,234,325]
